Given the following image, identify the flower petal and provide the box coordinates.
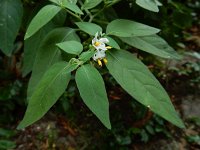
[93,50,106,61]
[99,38,109,43]
[98,45,107,51]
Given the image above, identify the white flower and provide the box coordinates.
[92,32,109,51]
[93,50,106,61]
[92,32,112,66]
[93,51,107,67]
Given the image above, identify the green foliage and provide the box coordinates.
[22,9,67,76]
[106,50,184,128]
[140,116,172,142]
[56,41,83,55]
[120,35,181,59]
[0,79,25,124]
[1,0,189,130]
[106,19,160,37]
[75,64,111,129]
[22,23,55,77]
[27,28,79,98]
[82,0,102,9]
[0,128,16,139]
[79,50,96,62]
[105,36,120,49]
[187,117,200,126]
[50,0,83,14]
[0,140,16,150]
[24,5,62,40]
[75,22,102,35]
[136,0,162,12]
[186,135,200,145]
[18,62,78,129]
[0,0,23,56]
[0,128,16,149]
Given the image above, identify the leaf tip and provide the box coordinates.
[180,123,186,129]
[156,28,161,33]
[176,120,186,129]
[107,124,112,130]
[55,43,60,47]
[16,122,25,130]
[24,33,30,40]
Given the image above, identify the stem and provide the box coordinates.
[93,19,109,25]
[107,0,121,7]
[89,0,121,22]
[85,9,93,22]
[88,16,94,23]
[78,0,94,22]
[65,9,83,21]
[91,6,105,21]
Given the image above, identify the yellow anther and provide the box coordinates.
[94,42,101,47]
[106,46,112,49]
[103,58,108,64]
[97,59,102,67]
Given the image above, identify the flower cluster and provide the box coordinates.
[92,32,111,66]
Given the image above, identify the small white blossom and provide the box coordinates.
[92,32,109,51]
[93,50,106,61]
[92,32,112,66]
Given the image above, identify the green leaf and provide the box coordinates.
[136,0,161,12]
[0,128,16,138]
[56,41,83,55]
[145,125,155,135]
[106,19,160,37]
[18,62,78,129]
[0,140,16,149]
[22,24,54,77]
[155,0,162,6]
[22,11,67,77]
[62,1,83,14]
[50,0,77,5]
[82,0,102,9]
[51,9,67,26]
[186,135,200,144]
[50,0,83,14]
[105,36,120,49]
[120,35,181,59]
[0,0,23,56]
[79,50,95,62]
[75,64,111,129]
[106,50,185,128]
[27,28,80,98]
[75,22,102,36]
[24,5,61,40]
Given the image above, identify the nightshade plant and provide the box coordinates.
[0,0,185,129]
